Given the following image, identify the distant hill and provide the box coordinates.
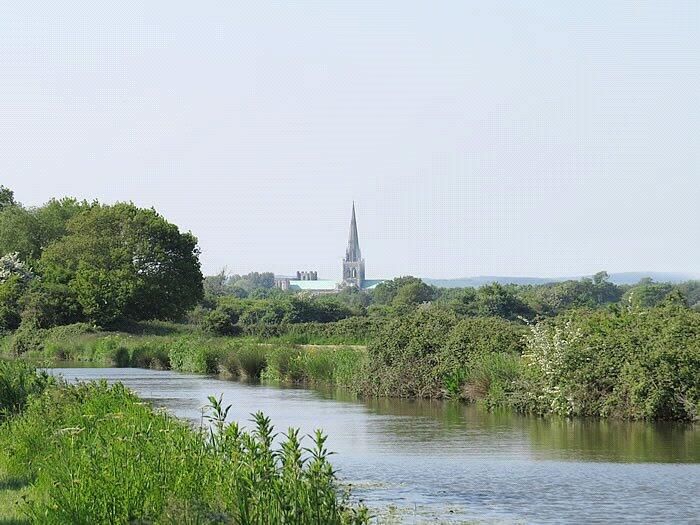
[424,272,699,288]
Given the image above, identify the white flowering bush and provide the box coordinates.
[0,252,33,284]
[521,320,584,416]
[519,304,700,421]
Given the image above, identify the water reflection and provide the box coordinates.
[323,387,699,463]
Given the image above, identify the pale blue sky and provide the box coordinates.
[1,1,698,279]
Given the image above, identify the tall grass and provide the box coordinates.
[5,329,370,391]
[262,346,368,386]
[444,353,523,407]
[0,360,54,420]
[0,380,368,523]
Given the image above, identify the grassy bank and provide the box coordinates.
[1,326,369,390]
[0,360,368,524]
[0,464,31,525]
[3,301,699,422]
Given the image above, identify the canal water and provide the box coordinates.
[47,367,700,524]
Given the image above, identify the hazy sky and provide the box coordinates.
[1,2,698,279]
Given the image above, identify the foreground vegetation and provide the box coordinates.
[0,360,367,524]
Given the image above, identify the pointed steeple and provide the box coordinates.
[345,202,361,262]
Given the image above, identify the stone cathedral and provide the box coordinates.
[275,203,383,292]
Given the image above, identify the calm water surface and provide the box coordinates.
[47,367,700,524]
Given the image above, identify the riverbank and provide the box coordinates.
[0,360,368,523]
[0,327,369,388]
[3,300,699,422]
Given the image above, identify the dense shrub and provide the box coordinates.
[0,275,24,330]
[201,305,241,335]
[7,320,46,356]
[19,280,83,328]
[280,317,388,345]
[362,308,459,398]
[519,304,700,421]
[361,311,526,401]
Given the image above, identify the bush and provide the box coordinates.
[440,318,525,403]
[280,316,387,345]
[362,308,459,398]
[441,317,526,368]
[0,275,23,331]
[20,280,83,328]
[201,306,240,336]
[8,320,46,356]
[519,304,700,420]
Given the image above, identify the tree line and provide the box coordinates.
[194,270,699,337]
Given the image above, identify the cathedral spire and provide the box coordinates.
[345,201,361,262]
[342,201,365,287]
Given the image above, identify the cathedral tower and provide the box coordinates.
[342,202,365,288]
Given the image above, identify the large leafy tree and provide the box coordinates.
[0,206,42,262]
[40,203,203,325]
[0,195,92,262]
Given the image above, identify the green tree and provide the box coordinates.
[517,273,622,316]
[33,197,93,252]
[392,280,436,307]
[0,186,15,211]
[20,280,82,328]
[372,276,427,305]
[0,253,34,330]
[40,203,203,325]
[473,283,533,320]
[204,268,229,297]
[202,304,241,335]
[623,279,676,308]
[0,275,24,330]
[0,205,42,261]
[676,280,700,311]
[445,287,478,315]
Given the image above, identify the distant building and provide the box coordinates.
[275,203,384,293]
